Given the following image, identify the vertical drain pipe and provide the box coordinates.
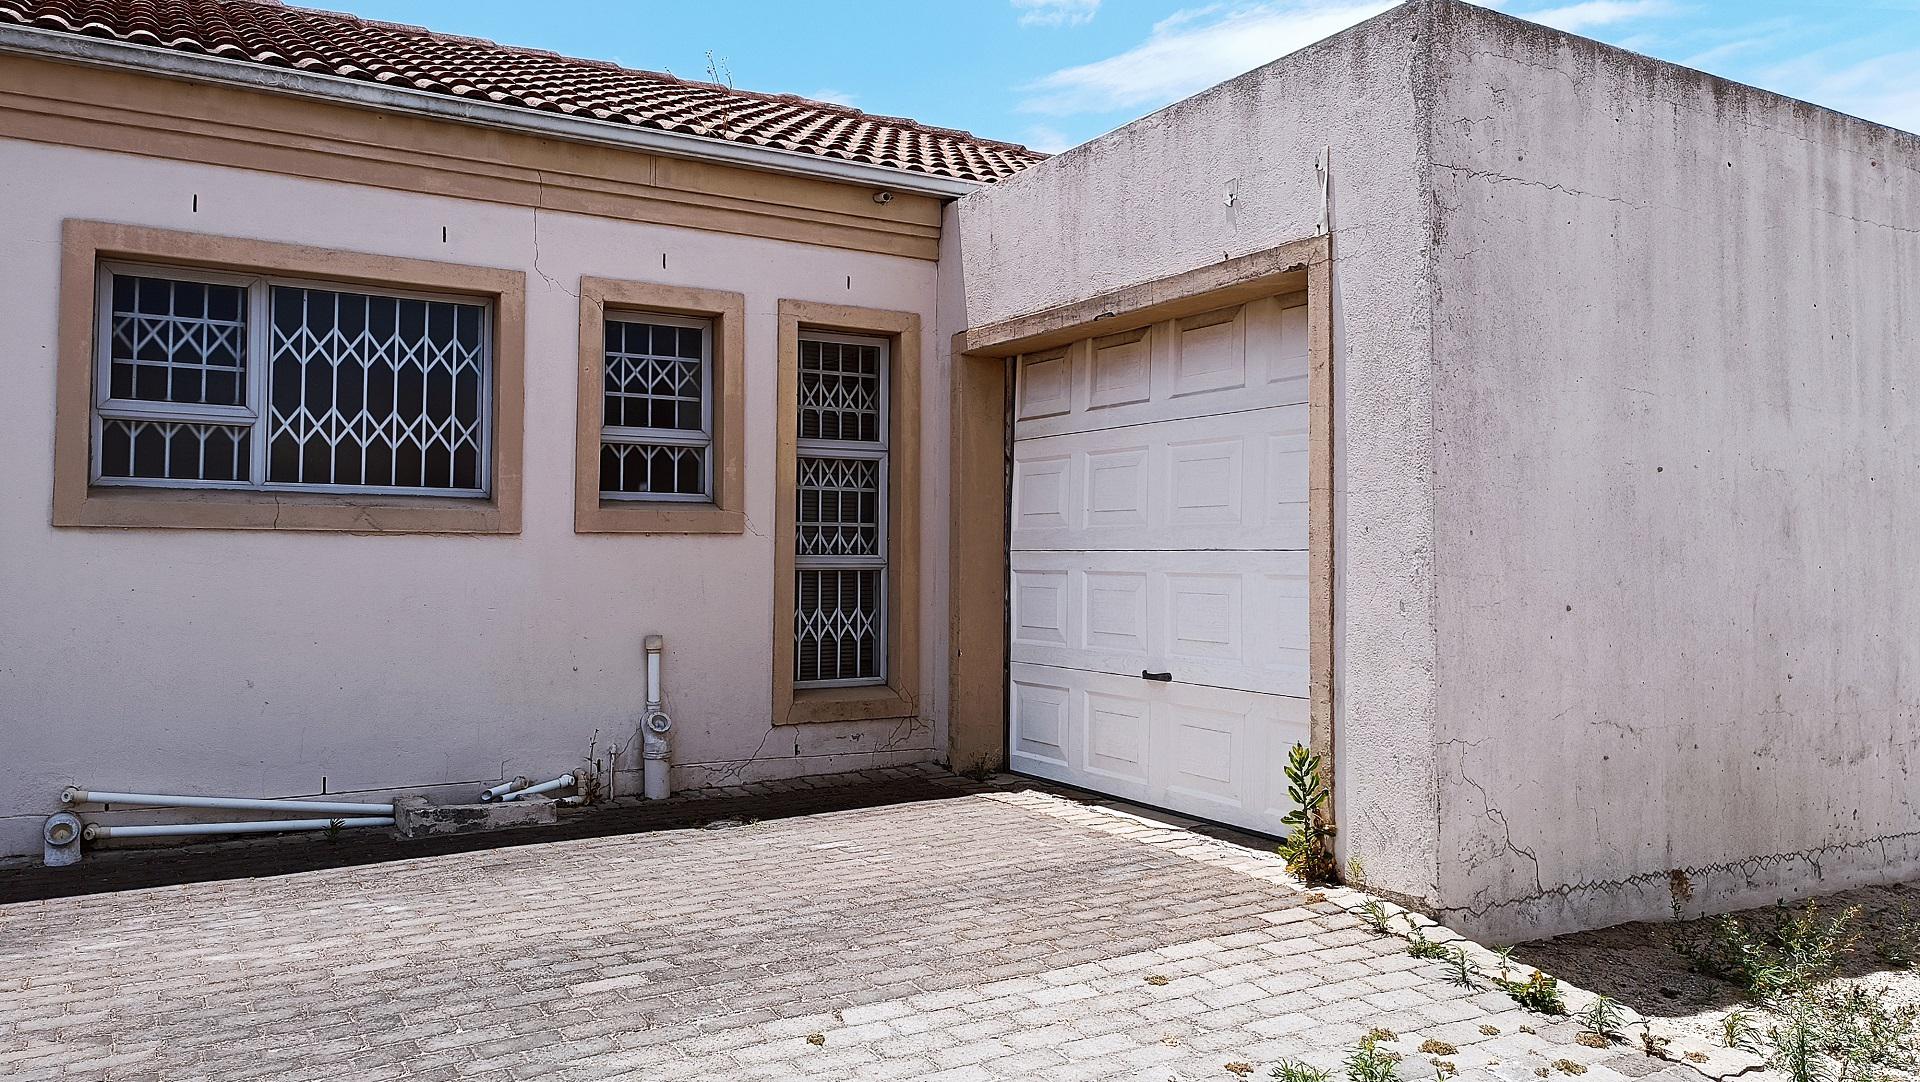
[642,634,672,800]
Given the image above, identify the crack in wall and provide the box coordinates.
[1441,741,1544,896]
[1436,826,1920,920]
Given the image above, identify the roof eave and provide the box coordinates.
[0,22,989,199]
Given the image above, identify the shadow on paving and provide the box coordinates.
[0,772,991,905]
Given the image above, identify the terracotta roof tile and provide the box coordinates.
[0,0,1048,183]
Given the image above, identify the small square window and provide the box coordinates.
[598,314,714,502]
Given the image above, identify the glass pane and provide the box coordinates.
[796,456,881,557]
[603,318,708,435]
[599,442,709,498]
[107,273,249,406]
[97,419,250,483]
[794,568,883,684]
[266,286,488,492]
[798,338,883,443]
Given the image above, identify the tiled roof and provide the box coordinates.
[0,0,1048,183]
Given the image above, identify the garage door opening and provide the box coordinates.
[948,238,1333,841]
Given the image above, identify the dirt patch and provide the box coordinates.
[1512,879,1920,1050]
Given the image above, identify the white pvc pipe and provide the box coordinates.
[643,634,672,802]
[497,773,575,802]
[64,788,393,816]
[84,817,395,840]
[479,777,528,802]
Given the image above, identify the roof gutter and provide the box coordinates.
[0,23,987,199]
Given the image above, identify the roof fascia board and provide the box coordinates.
[0,23,985,199]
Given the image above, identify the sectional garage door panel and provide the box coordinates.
[1011,405,1309,553]
[1009,662,1310,830]
[1008,293,1312,837]
[1014,294,1309,440]
[1010,550,1309,698]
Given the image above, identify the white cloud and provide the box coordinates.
[1515,0,1675,34]
[809,88,858,107]
[1755,46,1920,135]
[1019,0,1395,117]
[1021,124,1076,153]
[1014,0,1101,28]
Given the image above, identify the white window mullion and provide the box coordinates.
[247,277,270,487]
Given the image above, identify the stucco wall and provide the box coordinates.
[953,3,1445,907]
[0,139,948,858]
[1424,3,1920,939]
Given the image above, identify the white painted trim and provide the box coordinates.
[0,23,987,199]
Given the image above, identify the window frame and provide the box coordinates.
[793,329,892,689]
[90,259,497,499]
[597,310,715,504]
[575,278,746,535]
[53,219,525,534]
[772,299,922,727]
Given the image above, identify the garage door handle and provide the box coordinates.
[1141,670,1173,682]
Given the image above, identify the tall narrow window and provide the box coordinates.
[92,262,492,496]
[793,332,889,687]
[598,314,713,501]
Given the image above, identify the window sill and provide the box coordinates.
[53,485,518,534]
[785,683,918,726]
[574,501,745,535]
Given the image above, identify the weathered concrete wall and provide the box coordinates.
[954,3,1445,907]
[0,140,946,858]
[1424,1,1920,939]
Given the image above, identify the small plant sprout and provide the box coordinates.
[1576,995,1625,1040]
[1443,945,1477,987]
[1493,945,1517,982]
[1498,970,1567,1015]
[1407,929,1450,961]
[1278,743,1336,883]
[1720,1009,1762,1053]
[1342,1032,1400,1082]
[1355,899,1393,935]
[1270,1061,1332,1082]
[324,817,344,844]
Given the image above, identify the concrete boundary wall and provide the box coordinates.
[1423,1,1920,939]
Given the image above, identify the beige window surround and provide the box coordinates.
[52,219,526,534]
[774,299,922,726]
[575,278,747,535]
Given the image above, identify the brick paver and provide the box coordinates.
[0,784,1710,1082]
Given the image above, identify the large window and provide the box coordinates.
[793,332,890,688]
[598,314,712,501]
[93,262,492,496]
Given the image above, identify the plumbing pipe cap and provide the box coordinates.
[645,711,672,734]
[44,813,81,848]
[644,634,664,651]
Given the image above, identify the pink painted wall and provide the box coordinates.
[0,139,951,857]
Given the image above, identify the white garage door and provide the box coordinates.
[1008,294,1311,835]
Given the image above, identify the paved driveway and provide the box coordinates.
[1,784,1704,1082]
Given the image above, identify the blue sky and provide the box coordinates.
[317,1,1920,153]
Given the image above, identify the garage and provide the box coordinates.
[1006,290,1314,835]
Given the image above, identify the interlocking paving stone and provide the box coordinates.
[0,785,1713,1081]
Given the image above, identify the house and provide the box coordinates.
[1,0,1915,941]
